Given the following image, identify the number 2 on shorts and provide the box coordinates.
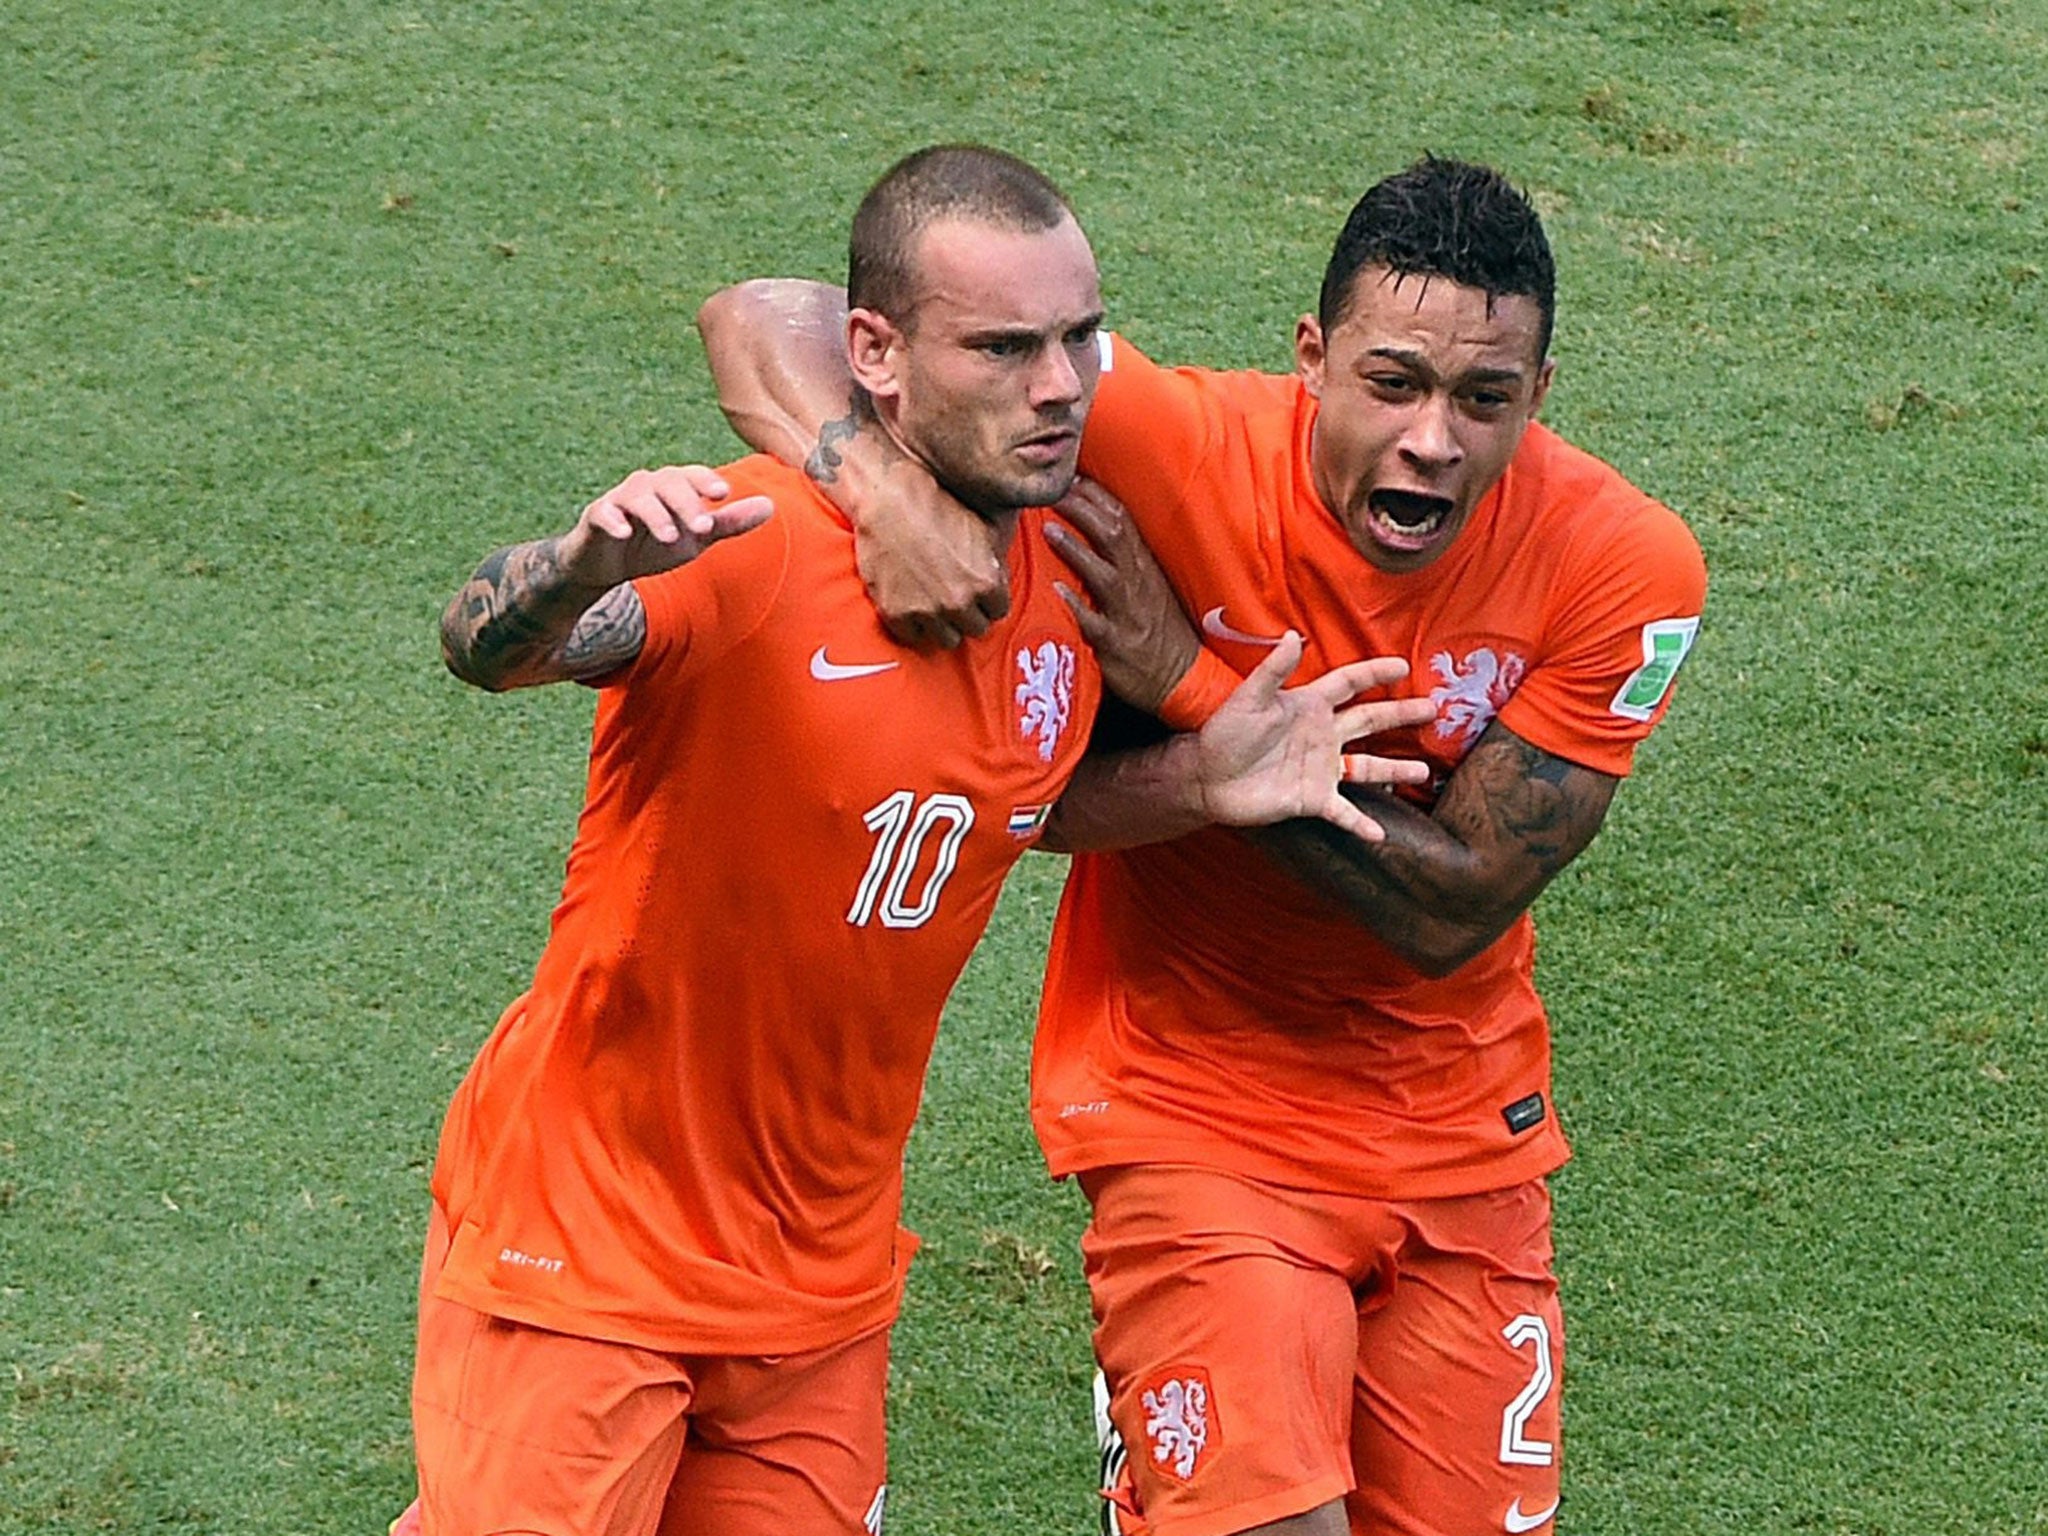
[1498,1313,1557,1467]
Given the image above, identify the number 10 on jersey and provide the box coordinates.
[846,791,975,930]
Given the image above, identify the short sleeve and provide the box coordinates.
[1495,499,1707,776]
[600,457,794,689]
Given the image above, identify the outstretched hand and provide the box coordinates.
[560,465,773,591]
[1196,635,1438,841]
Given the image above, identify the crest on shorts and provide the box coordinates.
[1138,1366,1220,1481]
[1430,645,1527,747]
[1015,638,1077,762]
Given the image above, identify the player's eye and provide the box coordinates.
[1063,321,1100,349]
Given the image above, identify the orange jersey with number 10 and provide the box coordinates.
[432,456,1098,1356]
[1032,337,1706,1199]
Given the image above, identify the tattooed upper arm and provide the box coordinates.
[1425,719,1619,912]
[1245,718,1618,976]
[439,536,647,691]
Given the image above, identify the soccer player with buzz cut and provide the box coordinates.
[391,143,1436,1536]
[698,155,1707,1536]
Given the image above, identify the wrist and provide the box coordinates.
[1157,647,1242,732]
[552,528,623,600]
[1167,732,1219,827]
[822,432,904,531]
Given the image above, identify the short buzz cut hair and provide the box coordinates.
[1319,156,1557,362]
[848,144,1076,323]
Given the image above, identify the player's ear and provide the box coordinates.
[1294,314,1326,399]
[1528,358,1556,419]
[847,308,905,402]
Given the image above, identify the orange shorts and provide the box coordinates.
[1081,1166,1562,1536]
[410,1204,890,1536]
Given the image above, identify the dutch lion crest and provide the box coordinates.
[1430,645,1527,746]
[1015,640,1076,762]
[1142,1375,1213,1480]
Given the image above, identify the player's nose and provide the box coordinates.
[1399,394,1462,471]
[1030,340,1085,408]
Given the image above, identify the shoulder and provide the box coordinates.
[712,453,830,512]
[1098,334,1301,425]
[663,455,830,576]
[1086,335,1305,536]
[1511,423,1655,514]
[628,457,816,669]
[1511,425,1705,597]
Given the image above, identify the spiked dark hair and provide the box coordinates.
[1318,156,1556,361]
[848,144,1075,324]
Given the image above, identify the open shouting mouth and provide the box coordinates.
[1365,488,1456,551]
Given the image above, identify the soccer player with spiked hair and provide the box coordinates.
[700,154,1706,1536]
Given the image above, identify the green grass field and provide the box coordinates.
[4,1,2044,1531]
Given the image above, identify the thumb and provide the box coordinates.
[703,494,774,542]
[1239,630,1303,704]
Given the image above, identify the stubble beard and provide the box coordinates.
[913,420,1079,520]
[882,385,1083,518]
[942,460,1077,520]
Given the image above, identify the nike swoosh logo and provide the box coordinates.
[810,646,899,682]
[1200,606,1285,647]
[1504,1496,1559,1533]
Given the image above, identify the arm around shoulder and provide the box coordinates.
[697,277,1004,649]
[695,279,853,468]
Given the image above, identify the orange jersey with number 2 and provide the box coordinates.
[1033,337,1706,1199]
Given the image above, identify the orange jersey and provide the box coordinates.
[433,456,1099,1354]
[1032,337,1705,1198]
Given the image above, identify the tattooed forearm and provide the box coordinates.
[1247,722,1618,977]
[1435,734,1581,871]
[1247,794,1482,973]
[439,537,644,691]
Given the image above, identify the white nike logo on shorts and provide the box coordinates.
[810,646,899,681]
[1200,606,1285,646]
[1504,1495,1560,1533]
